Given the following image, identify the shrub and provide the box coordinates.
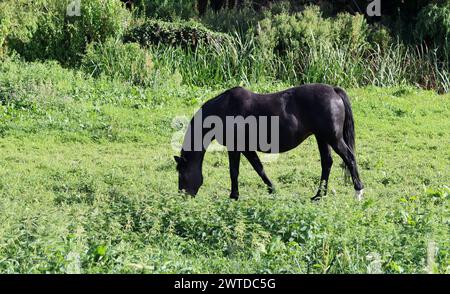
[124,19,230,49]
[332,12,369,52]
[0,0,45,58]
[256,6,370,57]
[82,38,153,86]
[6,0,130,66]
[368,25,393,51]
[416,1,450,61]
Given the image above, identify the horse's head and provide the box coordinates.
[174,155,203,196]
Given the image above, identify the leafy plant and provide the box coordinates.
[82,38,153,86]
[416,1,450,62]
[124,18,230,49]
[6,0,130,66]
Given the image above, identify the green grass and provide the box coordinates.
[0,60,449,273]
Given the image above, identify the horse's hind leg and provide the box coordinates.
[311,137,333,201]
[243,151,275,194]
[330,139,364,200]
[228,151,241,200]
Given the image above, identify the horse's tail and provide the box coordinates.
[334,87,355,153]
[334,87,355,182]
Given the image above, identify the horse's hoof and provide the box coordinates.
[311,195,321,202]
[355,189,364,201]
[268,186,276,194]
[230,194,239,200]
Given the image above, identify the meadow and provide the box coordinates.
[0,59,448,273]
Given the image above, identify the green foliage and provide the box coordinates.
[148,33,270,87]
[0,57,181,120]
[124,19,230,49]
[0,56,86,112]
[2,2,448,92]
[135,0,198,20]
[256,6,370,56]
[5,0,130,66]
[0,0,46,57]
[368,25,393,50]
[200,3,265,34]
[82,38,153,87]
[416,1,450,61]
[148,30,449,93]
[249,6,385,87]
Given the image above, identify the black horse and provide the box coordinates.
[174,83,364,201]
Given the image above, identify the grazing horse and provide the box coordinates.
[174,83,364,201]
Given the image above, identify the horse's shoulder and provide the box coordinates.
[227,86,250,97]
[202,87,249,111]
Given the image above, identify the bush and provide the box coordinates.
[124,19,230,49]
[0,0,44,58]
[82,38,153,86]
[416,1,450,61]
[256,6,370,57]
[368,25,393,51]
[6,0,130,66]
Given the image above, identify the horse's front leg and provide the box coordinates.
[228,151,241,200]
[312,137,333,201]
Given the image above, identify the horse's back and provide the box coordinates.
[223,84,339,106]
[203,86,268,117]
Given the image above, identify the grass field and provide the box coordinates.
[0,60,449,273]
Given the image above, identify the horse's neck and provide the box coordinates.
[181,121,207,167]
[182,150,206,171]
[181,106,216,170]
[182,110,211,153]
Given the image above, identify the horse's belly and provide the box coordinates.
[264,132,311,153]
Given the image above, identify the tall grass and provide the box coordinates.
[149,32,272,88]
[82,38,153,87]
[148,33,449,93]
